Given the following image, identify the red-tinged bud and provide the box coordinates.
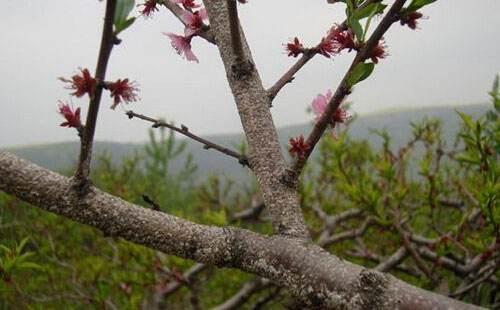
[59,68,96,98]
[400,11,424,30]
[285,37,304,58]
[107,79,139,109]
[289,135,310,160]
[58,101,82,129]
[369,41,388,64]
[328,25,356,52]
[317,37,336,58]
[140,0,159,18]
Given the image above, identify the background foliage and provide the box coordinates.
[1,80,498,308]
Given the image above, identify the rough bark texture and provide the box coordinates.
[0,151,482,309]
[202,0,309,239]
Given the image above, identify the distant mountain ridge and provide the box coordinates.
[3,104,489,181]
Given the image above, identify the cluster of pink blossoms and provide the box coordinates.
[57,68,139,129]
[285,10,424,62]
[285,25,387,63]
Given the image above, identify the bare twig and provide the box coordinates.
[318,216,376,247]
[267,52,315,102]
[212,278,272,310]
[395,221,434,280]
[75,0,118,183]
[450,261,499,298]
[154,263,208,301]
[375,247,408,272]
[126,110,249,167]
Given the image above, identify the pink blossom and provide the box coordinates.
[172,0,200,10]
[311,90,333,122]
[182,9,208,37]
[164,32,199,63]
[311,89,350,126]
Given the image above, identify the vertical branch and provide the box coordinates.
[75,0,117,183]
[226,0,244,61]
[202,1,310,239]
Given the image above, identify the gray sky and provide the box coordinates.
[1,0,499,147]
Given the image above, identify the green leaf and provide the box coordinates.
[348,17,364,42]
[17,262,43,271]
[16,237,30,255]
[115,17,136,34]
[353,3,387,20]
[407,0,437,12]
[457,111,474,130]
[114,0,135,25]
[347,62,375,87]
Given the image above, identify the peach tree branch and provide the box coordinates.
[126,110,249,166]
[0,151,480,309]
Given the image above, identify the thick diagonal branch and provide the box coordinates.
[0,151,481,309]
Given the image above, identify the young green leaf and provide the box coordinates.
[347,62,375,87]
[115,17,136,34]
[348,17,364,42]
[114,0,135,26]
[353,3,387,20]
[407,0,437,12]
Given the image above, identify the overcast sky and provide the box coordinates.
[1,0,499,147]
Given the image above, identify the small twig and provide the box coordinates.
[289,0,407,178]
[375,246,408,272]
[395,221,434,281]
[75,0,118,183]
[318,217,376,247]
[142,194,161,211]
[450,262,499,297]
[229,202,265,223]
[267,52,314,103]
[212,278,272,310]
[152,263,208,307]
[126,110,249,167]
